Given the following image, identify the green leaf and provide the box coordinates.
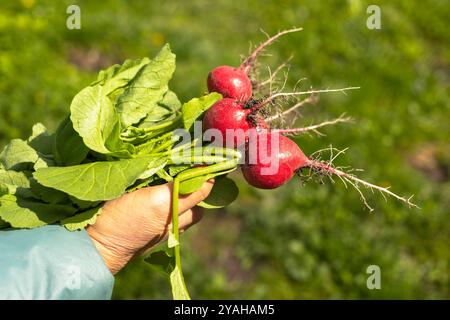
[29,178,69,204]
[158,90,181,111]
[28,123,48,140]
[53,116,90,166]
[61,207,102,231]
[138,91,181,125]
[116,44,176,127]
[178,168,234,195]
[168,165,190,176]
[168,230,179,248]
[70,84,133,157]
[198,177,239,209]
[0,170,32,198]
[0,183,8,196]
[144,244,175,275]
[33,156,166,201]
[27,123,54,156]
[0,194,77,228]
[69,196,101,210]
[170,266,191,300]
[95,58,150,94]
[33,156,55,170]
[0,217,9,229]
[138,159,168,180]
[182,92,222,131]
[179,174,214,195]
[0,139,39,171]
[156,169,173,182]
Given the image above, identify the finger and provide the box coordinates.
[178,180,214,213]
[128,180,213,224]
[165,207,204,236]
[137,207,204,257]
[178,206,204,231]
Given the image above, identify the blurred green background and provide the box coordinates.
[0,0,448,299]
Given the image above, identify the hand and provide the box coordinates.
[86,181,214,274]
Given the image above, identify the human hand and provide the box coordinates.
[86,181,214,274]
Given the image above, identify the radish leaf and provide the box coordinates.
[0,194,76,228]
[170,266,190,300]
[53,116,89,166]
[0,139,39,171]
[34,156,166,201]
[144,244,175,275]
[198,176,239,209]
[61,207,102,231]
[27,123,54,157]
[116,44,176,127]
[182,92,222,130]
[70,84,133,157]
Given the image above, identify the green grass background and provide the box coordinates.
[0,0,448,299]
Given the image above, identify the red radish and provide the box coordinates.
[203,98,267,147]
[242,132,308,189]
[204,27,417,210]
[207,28,303,101]
[207,66,252,101]
[241,132,418,211]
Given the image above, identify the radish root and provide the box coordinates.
[254,56,293,91]
[241,27,303,74]
[273,114,353,136]
[255,86,361,111]
[303,147,419,211]
[266,95,318,123]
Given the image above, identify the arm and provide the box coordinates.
[0,181,213,299]
[0,225,113,300]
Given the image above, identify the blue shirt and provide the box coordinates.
[0,225,114,299]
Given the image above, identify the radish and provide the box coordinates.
[202,98,267,147]
[207,28,303,101]
[203,27,417,211]
[207,66,252,101]
[242,132,308,189]
[242,132,418,211]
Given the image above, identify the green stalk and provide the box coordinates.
[152,135,180,153]
[168,147,241,166]
[169,155,230,165]
[140,114,182,132]
[171,178,190,299]
[177,158,239,180]
[169,152,240,300]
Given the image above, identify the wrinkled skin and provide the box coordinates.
[242,132,309,189]
[207,66,252,101]
[87,181,214,274]
[202,98,266,147]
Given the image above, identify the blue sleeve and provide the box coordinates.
[0,225,114,300]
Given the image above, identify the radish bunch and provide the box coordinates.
[0,30,419,301]
[203,28,418,211]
